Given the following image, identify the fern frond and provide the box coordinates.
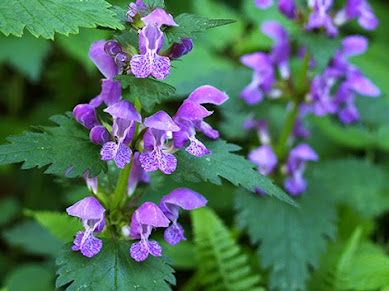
[191,207,264,291]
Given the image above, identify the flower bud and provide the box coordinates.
[168,38,193,59]
[90,125,110,145]
[115,52,130,67]
[73,104,99,129]
[104,40,122,56]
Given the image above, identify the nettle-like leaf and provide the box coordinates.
[25,210,83,242]
[294,33,341,72]
[116,75,176,113]
[235,186,337,291]
[56,239,175,291]
[171,139,295,205]
[0,0,123,39]
[0,112,107,178]
[164,13,236,44]
[310,159,389,218]
[191,207,264,291]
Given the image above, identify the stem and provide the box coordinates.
[111,161,132,211]
[275,102,299,160]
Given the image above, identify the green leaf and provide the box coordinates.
[191,207,264,291]
[310,159,389,218]
[116,75,176,112]
[0,32,51,81]
[3,221,62,257]
[171,139,295,206]
[164,13,236,44]
[56,239,175,290]
[294,34,341,73]
[0,112,107,178]
[235,187,337,291]
[0,0,123,39]
[142,0,165,9]
[0,197,20,227]
[25,210,83,242]
[5,264,54,291]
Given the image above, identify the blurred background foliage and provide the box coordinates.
[0,0,388,290]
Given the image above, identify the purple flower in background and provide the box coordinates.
[159,188,207,246]
[129,202,170,261]
[173,86,229,156]
[308,73,338,116]
[293,105,311,139]
[100,101,141,168]
[244,118,271,144]
[89,40,122,107]
[168,38,193,59]
[334,0,378,30]
[240,52,274,104]
[126,1,147,22]
[278,0,296,19]
[248,145,278,176]
[128,152,150,196]
[284,144,318,195]
[262,21,291,79]
[130,9,178,79]
[254,0,273,9]
[73,104,100,129]
[140,111,180,174]
[306,0,338,37]
[66,197,106,258]
[83,170,98,195]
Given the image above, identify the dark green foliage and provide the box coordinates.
[0,0,123,39]
[0,113,107,178]
[116,75,176,112]
[235,188,337,291]
[191,207,264,291]
[171,139,296,205]
[56,239,176,291]
[164,13,236,44]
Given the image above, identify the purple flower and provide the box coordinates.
[90,125,110,145]
[89,40,122,107]
[129,202,170,261]
[278,0,296,19]
[308,73,338,116]
[126,1,147,22]
[306,0,338,37]
[293,105,311,139]
[100,101,142,168]
[83,170,98,195]
[284,144,318,195]
[244,118,271,144]
[130,9,178,79]
[334,0,378,30]
[104,40,122,57]
[139,111,180,174]
[254,0,273,9]
[168,38,193,59]
[159,188,207,246]
[127,151,150,196]
[66,197,106,258]
[173,86,229,156]
[248,145,278,176]
[73,104,100,130]
[240,52,274,104]
[262,21,291,79]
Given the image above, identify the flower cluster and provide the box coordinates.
[241,0,380,196]
[67,188,207,261]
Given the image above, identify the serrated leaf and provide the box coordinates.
[25,210,83,242]
[171,139,295,206]
[164,13,236,44]
[0,32,51,81]
[0,0,123,39]
[235,186,337,291]
[294,34,341,73]
[56,239,175,291]
[0,112,107,178]
[192,207,264,291]
[116,75,176,112]
[3,221,62,257]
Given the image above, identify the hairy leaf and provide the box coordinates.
[171,139,295,205]
[0,112,107,178]
[116,75,176,112]
[25,210,83,242]
[56,239,175,290]
[164,13,236,44]
[235,186,337,291]
[0,0,123,39]
[192,207,264,291]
